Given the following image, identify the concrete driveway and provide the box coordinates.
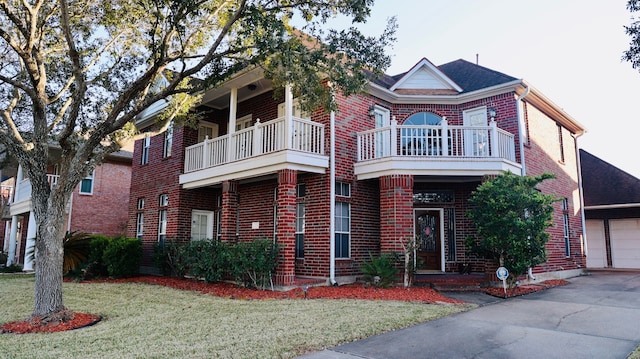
[299,270,640,359]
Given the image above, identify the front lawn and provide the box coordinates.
[0,274,472,358]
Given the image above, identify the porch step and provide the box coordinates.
[414,273,486,292]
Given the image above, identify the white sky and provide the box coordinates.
[328,0,640,178]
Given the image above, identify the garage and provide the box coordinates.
[610,219,640,268]
[585,219,640,269]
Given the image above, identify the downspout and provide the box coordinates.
[573,133,588,264]
[329,109,336,285]
[516,84,537,280]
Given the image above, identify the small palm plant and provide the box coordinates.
[361,253,399,288]
[26,231,93,274]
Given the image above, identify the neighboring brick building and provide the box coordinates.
[1,150,132,269]
[129,57,587,285]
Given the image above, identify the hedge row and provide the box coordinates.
[153,239,279,289]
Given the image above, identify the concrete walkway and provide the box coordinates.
[299,270,640,359]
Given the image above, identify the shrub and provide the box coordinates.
[84,235,111,279]
[102,237,142,278]
[361,253,398,288]
[153,239,189,277]
[62,231,92,274]
[0,263,22,273]
[184,239,226,283]
[227,239,279,289]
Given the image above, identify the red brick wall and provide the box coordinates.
[69,160,131,236]
[523,103,585,273]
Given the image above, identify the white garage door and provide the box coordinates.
[610,219,640,269]
[586,220,607,268]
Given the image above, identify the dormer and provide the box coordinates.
[390,58,463,95]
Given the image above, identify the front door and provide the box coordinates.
[415,210,442,271]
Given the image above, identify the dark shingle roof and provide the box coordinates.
[437,59,518,93]
[580,149,640,206]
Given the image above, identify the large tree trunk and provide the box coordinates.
[31,187,69,318]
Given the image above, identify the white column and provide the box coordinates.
[440,117,449,156]
[284,84,293,149]
[23,213,36,271]
[227,87,238,162]
[3,221,9,252]
[390,117,398,156]
[253,119,262,155]
[489,119,499,157]
[6,215,18,266]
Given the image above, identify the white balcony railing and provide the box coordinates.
[184,116,325,173]
[357,119,516,162]
[13,174,60,203]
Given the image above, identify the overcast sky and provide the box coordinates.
[327,0,640,178]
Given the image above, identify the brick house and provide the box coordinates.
[1,149,132,269]
[129,57,587,285]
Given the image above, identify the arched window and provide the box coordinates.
[404,112,442,126]
[401,112,444,156]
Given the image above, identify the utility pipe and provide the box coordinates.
[329,109,336,285]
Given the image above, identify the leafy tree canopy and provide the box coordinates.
[465,171,559,285]
[0,0,395,319]
[624,0,640,69]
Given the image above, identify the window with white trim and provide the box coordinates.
[141,136,150,164]
[158,194,168,243]
[136,198,144,239]
[277,98,311,119]
[197,122,219,142]
[296,203,305,258]
[335,182,351,197]
[191,210,214,241]
[557,124,565,163]
[235,114,252,131]
[562,198,570,257]
[79,170,95,195]
[163,123,173,158]
[335,201,350,259]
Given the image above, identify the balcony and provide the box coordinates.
[354,120,521,180]
[180,116,328,189]
[10,174,60,215]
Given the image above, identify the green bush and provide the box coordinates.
[185,239,227,283]
[0,263,22,273]
[84,235,111,279]
[102,237,142,278]
[153,239,189,277]
[361,253,398,288]
[227,239,279,289]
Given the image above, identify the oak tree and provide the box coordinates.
[0,0,395,321]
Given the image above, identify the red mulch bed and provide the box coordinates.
[483,279,570,298]
[1,276,569,334]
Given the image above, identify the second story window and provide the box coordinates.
[141,136,150,165]
[159,193,169,207]
[197,122,219,142]
[557,124,565,163]
[79,170,95,195]
[163,123,173,158]
[335,182,351,197]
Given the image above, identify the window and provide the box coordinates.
[296,203,305,258]
[163,123,173,158]
[402,112,444,156]
[197,122,219,142]
[79,170,94,194]
[557,124,565,163]
[191,210,214,241]
[335,202,350,259]
[141,136,150,164]
[158,210,167,244]
[335,182,351,197]
[373,106,391,158]
[277,98,310,119]
[297,183,306,198]
[136,198,145,239]
[235,114,252,131]
[562,198,570,257]
[159,193,169,207]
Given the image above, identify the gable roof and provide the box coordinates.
[437,59,518,93]
[580,149,640,207]
[388,58,463,93]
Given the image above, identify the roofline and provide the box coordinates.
[367,79,586,135]
[390,58,463,92]
[585,203,640,210]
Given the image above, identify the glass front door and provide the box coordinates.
[415,210,442,271]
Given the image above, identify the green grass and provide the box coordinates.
[0,274,473,358]
[629,345,640,359]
